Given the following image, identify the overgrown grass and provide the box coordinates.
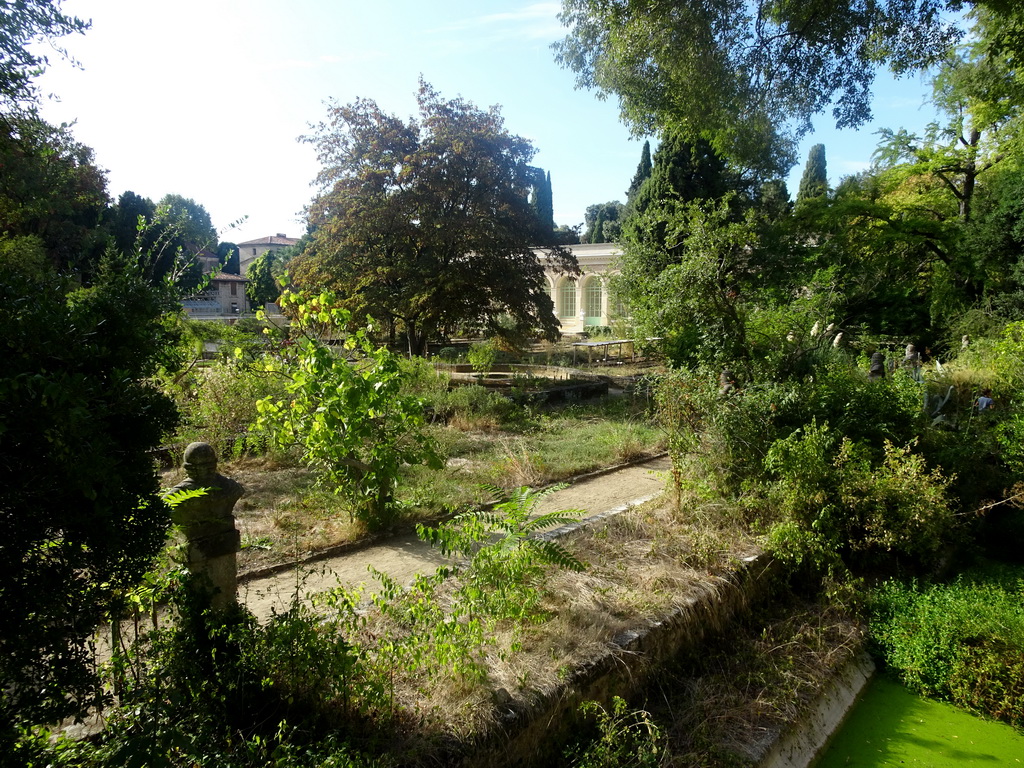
[165,392,665,570]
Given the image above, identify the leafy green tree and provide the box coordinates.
[255,292,441,530]
[0,0,89,107]
[295,80,576,356]
[245,247,284,308]
[583,200,623,243]
[797,144,829,204]
[0,250,180,740]
[158,194,217,251]
[626,139,652,201]
[0,113,109,273]
[620,196,763,366]
[554,0,965,172]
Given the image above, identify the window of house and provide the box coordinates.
[559,280,577,319]
[230,282,237,296]
[584,280,602,319]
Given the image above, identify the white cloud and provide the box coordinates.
[428,2,564,42]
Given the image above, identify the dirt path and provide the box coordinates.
[240,455,672,621]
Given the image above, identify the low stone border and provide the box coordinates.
[759,652,875,768]
[237,452,670,584]
[458,553,786,767]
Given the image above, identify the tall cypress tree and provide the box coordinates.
[797,143,828,203]
[591,208,606,243]
[627,139,653,200]
[542,171,555,232]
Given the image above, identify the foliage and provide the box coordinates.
[566,696,665,768]
[419,484,585,621]
[620,197,762,367]
[246,246,286,308]
[796,143,829,204]
[158,193,217,252]
[294,79,577,356]
[870,567,1024,727]
[21,569,389,767]
[583,200,624,243]
[170,358,288,459]
[0,0,89,107]
[530,167,555,234]
[0,112,109,274]
[626,139,652,202]
[762,422,956,573]
[467,339,499,375]
[255,291,441,530]
[554,0,963,173]
[0,250,180,739]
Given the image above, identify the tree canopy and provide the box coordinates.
[554,0,967,173]
[0,250,180,736]
[0,0,89,108]
[797,144,829,204]
[294,80,576,355]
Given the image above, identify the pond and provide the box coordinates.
[816,674,1024,767]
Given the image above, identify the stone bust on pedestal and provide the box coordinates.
[169,442,244,611]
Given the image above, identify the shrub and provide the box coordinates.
[172,359,288,457]
[870,569,1024,727]
[762,422,955,572]
[467,339,499,374]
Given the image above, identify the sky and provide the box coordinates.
[32,0,943,245]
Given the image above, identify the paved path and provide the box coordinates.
[240,455,672,621]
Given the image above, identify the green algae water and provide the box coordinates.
[816,675,1024,767]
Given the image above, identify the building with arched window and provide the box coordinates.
[536,242,623,334]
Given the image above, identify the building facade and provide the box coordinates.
[181,273,250,319]
[237,234,299,276]
[536,242,623,334]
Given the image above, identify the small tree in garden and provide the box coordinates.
[255,291,441,530]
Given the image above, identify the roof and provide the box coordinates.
[237,235,299,247]
[210,272,248,283]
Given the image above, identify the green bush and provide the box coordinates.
[870,569,1024,727]
[171,359,289,457]
[762,423,955,572]
[467,339,499,374]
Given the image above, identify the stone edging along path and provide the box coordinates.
[237,450,672,585]
[238,452,673,622]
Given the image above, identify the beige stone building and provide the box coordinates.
[181,273,249,319]
[237,234,299,276]
[536,242,624,334]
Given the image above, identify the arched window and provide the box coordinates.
[559,279,577,319]
[584,279,603,324]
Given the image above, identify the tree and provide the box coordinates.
[0,0,89,107]
[0,113,109,273]
[217,241,240,274]
[158,194,217,251]
[797,144,829,204]
[623,131,733,252]
[246,247,283,308]
[583,200,624,243]
[554,0,966,173]
[0,249,180,739]
[626,139,652,201]
[256,292,440,530]
[530,168,555,234]
[295,80,576,356]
